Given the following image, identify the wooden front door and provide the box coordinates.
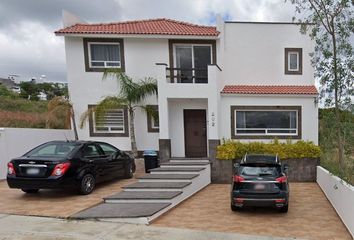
[184,110,207,157]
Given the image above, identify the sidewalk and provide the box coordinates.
[0,214,297,240]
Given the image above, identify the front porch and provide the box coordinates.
[157,98,220,162]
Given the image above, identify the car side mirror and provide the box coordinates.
[283,164,289,172]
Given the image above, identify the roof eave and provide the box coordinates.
[220,93,319,97]
[55,32,219,39]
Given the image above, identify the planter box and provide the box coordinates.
[317,166,354,238]
[211,158,319,184]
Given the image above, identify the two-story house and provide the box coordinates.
[55,13,318,162]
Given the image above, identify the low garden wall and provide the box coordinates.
[212,140,321,183]
[0,128,74,179]
[211,157,320,183]
[317,166,354,238]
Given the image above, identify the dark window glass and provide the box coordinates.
[236,111,297,129]
[90,44,120,62]
[26,142,77,158]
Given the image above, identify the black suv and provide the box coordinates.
[231,154,289,213]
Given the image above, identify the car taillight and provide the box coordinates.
[233,175,245,183]
[276,176,287,183]
[51,162,71,176]
[7,162,15,175]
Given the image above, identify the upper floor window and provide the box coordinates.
[88,105,129,137]
[168,40,216,84]
[83,38,125,72]
[285,48,302,75]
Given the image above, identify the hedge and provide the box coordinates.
[216,139,321,160]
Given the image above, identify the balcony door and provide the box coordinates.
[174,44,212,83]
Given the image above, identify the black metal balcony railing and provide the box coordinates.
[166,68,208,84]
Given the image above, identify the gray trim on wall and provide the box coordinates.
[88,104,129,137]
[146,105,159,133]
[285,48,302,75]
[230,105,302,140]
[83,38,125,72]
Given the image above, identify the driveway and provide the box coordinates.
[0,160,144,218]
[152,183,351,240]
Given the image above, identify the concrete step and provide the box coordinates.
[169,157,209,163]
[71,203,171,224]
[104,191,183,203]
[150,167,205,174]
[139,173,199,182]
[123,182,191,192]
[160,162,210,168]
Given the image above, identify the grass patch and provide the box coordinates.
[0,97,48,113]
[0,111,47,128]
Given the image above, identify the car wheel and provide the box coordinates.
[79,174,95,195]
[231,203,242,212]
[124,162,134,179]
[21,189,39,194]
[279,204,289,213]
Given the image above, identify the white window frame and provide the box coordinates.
[172,44,213,84]
[234,109,299,136]
[287,51,299,71]
[87,42,121,69]
[151,115,159,129]
[93,109,125,134]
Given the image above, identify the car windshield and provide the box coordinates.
[25,142,78,158]
[240,165,281,177]
[246,155,277,162]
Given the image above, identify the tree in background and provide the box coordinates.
[288,0,354,170]
[80,69,157,158]
[19,81,40,100]
[47,96,79,140]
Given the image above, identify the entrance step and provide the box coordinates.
[139,173,199,182]
[104,191,182,203]
[71,158,211,225]
[150,167,205,174]
[160,162,209,167]
[169,157,209,163]
[123,182,191,191]
[72,203,170,224]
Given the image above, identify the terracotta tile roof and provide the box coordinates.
[55,18,219,36]
[221,85,318,95]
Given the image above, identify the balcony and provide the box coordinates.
[166,68,208,84]
[155,64,222,99]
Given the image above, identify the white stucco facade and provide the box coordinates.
[59,18,318,158]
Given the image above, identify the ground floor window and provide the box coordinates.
[146,105,159,132]
[231,106,301,139]
[88,105,129,137]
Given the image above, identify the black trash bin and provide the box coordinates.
[143,150,158,173]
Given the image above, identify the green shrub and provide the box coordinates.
[216,139,321,160]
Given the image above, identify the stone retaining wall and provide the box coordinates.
[210,157,320,183]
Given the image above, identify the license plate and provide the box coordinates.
[26,168,40,175]
[254,184,265,190]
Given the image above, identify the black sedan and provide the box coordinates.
[231,154,289,213]
[7,141,135,195]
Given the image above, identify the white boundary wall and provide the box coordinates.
[317,166,354,238]
[0,128,74,179]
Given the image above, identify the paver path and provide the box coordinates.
[152,183,352,240]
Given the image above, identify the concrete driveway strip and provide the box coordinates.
[0,214,298,240]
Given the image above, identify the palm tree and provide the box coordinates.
[80,69,158,158]
[46,96,79,140]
